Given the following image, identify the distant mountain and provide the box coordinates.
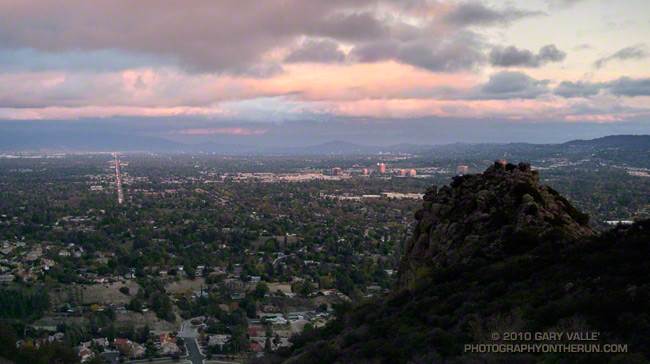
[268,163,650,363]
[0,132,434,155]
[1,132,648,155]
[564,134,650,148]
[0,130,186,152]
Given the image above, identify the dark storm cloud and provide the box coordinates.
[593,45,648,68]
[468,71,550,99]
[284,39,346,64]
[443,2,544,26]
[489,44,566,67]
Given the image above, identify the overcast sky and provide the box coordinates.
[1,0,649,146]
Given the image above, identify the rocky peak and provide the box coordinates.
[396,162,595,290]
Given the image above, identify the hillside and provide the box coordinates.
[563,135,650,148]
[266,162,650,364]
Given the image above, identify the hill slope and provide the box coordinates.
[563,134,650,148]
[268,162,650,364]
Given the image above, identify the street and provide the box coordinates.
[177,318,206,364]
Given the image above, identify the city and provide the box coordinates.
[1,136,649,362]
[1,0,650,363]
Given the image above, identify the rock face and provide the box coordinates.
[396,162,594,290]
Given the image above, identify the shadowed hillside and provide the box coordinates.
[263,162,650,364]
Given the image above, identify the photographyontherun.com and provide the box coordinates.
[465,332,628,353]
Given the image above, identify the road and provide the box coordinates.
[272,255,288,266]
[113,152,124,204]
[103,318,239,364]
[178,318,206,364]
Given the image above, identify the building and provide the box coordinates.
[0,274,15,282]
[208,334,230,349]
[376,163,386,174]
[159,334,180,355]
[113,338,133,354]
[497,159,507,166]
[606,220,634,226]
[78,348,94,362]
[399,169,406,177]
[331,167,342,176]
[409,169,417,177]
[58,250,70,257]
[250,342,264,356]
[457,166,469,175]
[131,344,146,358]
[160,342,179,355]
[363,168,368,175]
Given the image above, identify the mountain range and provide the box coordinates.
[1,130,649,155]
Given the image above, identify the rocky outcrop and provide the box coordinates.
[396,161,594,290]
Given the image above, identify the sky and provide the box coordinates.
[1,0,649,146]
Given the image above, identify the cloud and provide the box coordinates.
[350,31,486,72]
[572,43,592,51]
[284,39,346,64]
[546,0,586,8]
[553,77,650,98]
[594,45,648,68]
[606,77,650,97]
[0,48,169,73]
[0,0,383,75]
[469,71,550,99]
[443,2,544,26]
[554,81,601,98]
[489,44,566,67]
[0,0,540,75]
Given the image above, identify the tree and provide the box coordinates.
[254,282,269,298]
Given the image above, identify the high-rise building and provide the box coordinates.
[376,163,386,174]
[331,167,342,176]
[399,169,406,177]
[457,166,469,175]
[363,168,368,175]
[409,169,417,177]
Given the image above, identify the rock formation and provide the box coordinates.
[397,162,594,290]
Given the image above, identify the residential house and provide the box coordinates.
[113,338,132,354]
[131,343,146,358]
[250,342,264,356]
[78,348,94,362]
[0,274,15,282]
[159,334,180,355]
[208,334,229,349]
